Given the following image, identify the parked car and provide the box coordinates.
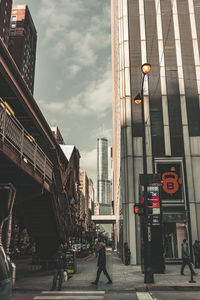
[0,244,12,300]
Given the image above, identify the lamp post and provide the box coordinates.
[134,63,154,284]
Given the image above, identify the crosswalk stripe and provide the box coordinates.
[42,291,105,294]
[33,296,103,300]
[136,292,154,300]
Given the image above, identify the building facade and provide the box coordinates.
[59,144,81,241]
[79,170,89,229]
[8,4,37,94]
[88,178,94,212]
[111,0,200,264]
[51,126,65,145]
[0,0,12,47]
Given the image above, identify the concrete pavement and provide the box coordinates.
[13,249,200,292]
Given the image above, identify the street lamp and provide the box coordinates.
[134,63,151,105]
[134,63,154,284]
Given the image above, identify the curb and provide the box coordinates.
[13,285,200,293]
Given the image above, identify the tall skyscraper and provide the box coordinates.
[0,0,12,47]
[112,0,200,264]
[97,138,111,211]
[8,5,37,94]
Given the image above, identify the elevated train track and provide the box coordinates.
[0,38,70,258]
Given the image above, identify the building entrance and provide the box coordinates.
[164,222,187,259]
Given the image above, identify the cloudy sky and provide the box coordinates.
[14,0,113,189]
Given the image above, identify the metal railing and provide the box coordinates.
[0,100,53,184]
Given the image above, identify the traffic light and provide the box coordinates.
[134,203,144,216]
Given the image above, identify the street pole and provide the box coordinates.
[134,63,154,283]
[141,77,154,284]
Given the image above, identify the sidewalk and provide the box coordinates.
[13,250,200,292]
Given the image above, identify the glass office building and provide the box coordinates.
[112,0,200,263]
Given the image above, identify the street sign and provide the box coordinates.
[153,208,160,215]
[152,215,161,225]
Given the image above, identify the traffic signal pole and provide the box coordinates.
[141,74,154,284]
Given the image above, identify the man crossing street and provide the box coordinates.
[91,240,112,285]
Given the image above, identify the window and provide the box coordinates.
[12,16,17,21]
[11,23,16,28]
[9,38,14,46]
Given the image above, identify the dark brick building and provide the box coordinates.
[8,4,37,94]
[0,0,12,47]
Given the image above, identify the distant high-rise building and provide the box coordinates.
[79,169,89,226]
[97,138,112,238]
[97,138,111,206]
[88,178,94,212]
[8,4,37,93]
[0,0,12,47]
[79,170,89,199]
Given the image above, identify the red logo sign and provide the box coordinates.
[162,172,182,194]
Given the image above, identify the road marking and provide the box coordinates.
[34,296,103,300]
[42,291,105,294]
[136,292,155,300]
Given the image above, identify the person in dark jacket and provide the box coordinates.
[180,239,197,276]
[51,247,66,291]
[91,241,112,285]
[198,241,200,268]
[62,242,69,254]
[124,242,131,265]
[193,240,200,269]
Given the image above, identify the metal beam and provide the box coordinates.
[91,215,116,224]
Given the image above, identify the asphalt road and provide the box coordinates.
[11,290,200,300]
[151,291,200,300]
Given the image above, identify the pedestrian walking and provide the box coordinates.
[193,240,200,269]
[180,239,197,276]
[91,240,112,285]
[198,241,200,268]
[31,242,37,265]
[51,247,66,291]
[124,242,131,265]
[62,242,69,255]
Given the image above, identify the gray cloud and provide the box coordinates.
[13,0,112,187]
[38,67,112,118]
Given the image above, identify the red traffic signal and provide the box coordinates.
[134,205,139,214]
[134,204,144,216]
